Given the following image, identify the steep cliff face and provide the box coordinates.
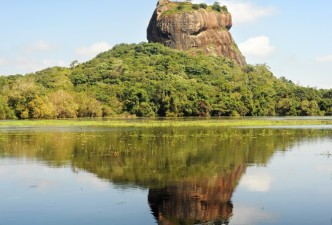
[147,1,246,67]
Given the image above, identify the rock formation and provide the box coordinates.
[147,0,246,67]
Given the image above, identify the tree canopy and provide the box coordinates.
[0,42,331,119]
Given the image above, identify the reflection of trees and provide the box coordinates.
[0,128,331,225]
[1,127,331,225]
[0,128,330,187]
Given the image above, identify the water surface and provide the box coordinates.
[0,125,331,225]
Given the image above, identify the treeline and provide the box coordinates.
[0,42,332,119]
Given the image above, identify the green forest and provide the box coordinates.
[1,42,332,119]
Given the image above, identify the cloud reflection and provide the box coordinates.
[0,161,111,192]
[232,206,276,225]
[240,171,274,192]
[0,163,66,191]
[317,164,332,173]
[75,172,111,191]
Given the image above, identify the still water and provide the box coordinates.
[0,125,331,225]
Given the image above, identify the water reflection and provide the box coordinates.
[0,127,331,225]
[148,164,245,225]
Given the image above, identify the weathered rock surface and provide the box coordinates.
[147,1,246,67]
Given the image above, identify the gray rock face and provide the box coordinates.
[147,1,246,67]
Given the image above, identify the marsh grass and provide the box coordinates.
[1,117,332,128]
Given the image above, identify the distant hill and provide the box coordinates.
[0,42,331,119]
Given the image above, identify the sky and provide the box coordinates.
[0,0,331,89]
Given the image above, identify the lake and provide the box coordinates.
[0,123,331,225]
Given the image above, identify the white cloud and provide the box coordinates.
[25,40,54,53]
[240,171,274,192]
[0,57,67,75]
[315,55,332,63]
[225,1,276,24]
[0,57,8,66]
[41,59,66,68]
[15,57,66,72]
[239,36,275,57]
[192,0,276,24]
[75,41,112,57]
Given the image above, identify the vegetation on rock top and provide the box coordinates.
[161,1,228,16]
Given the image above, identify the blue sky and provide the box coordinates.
[0,0,331,88]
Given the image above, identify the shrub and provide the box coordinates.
[212,2,222,12]
[199,3,207,9]
[177,3,184,10]
[192,4,199,10]
[221,5,228,12]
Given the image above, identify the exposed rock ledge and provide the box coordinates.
[147,0,246,67]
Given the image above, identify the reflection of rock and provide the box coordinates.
[148,164,246,225]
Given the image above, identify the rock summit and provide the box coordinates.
[147,0,246,66]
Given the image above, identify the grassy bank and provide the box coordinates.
[1,117,332,128]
